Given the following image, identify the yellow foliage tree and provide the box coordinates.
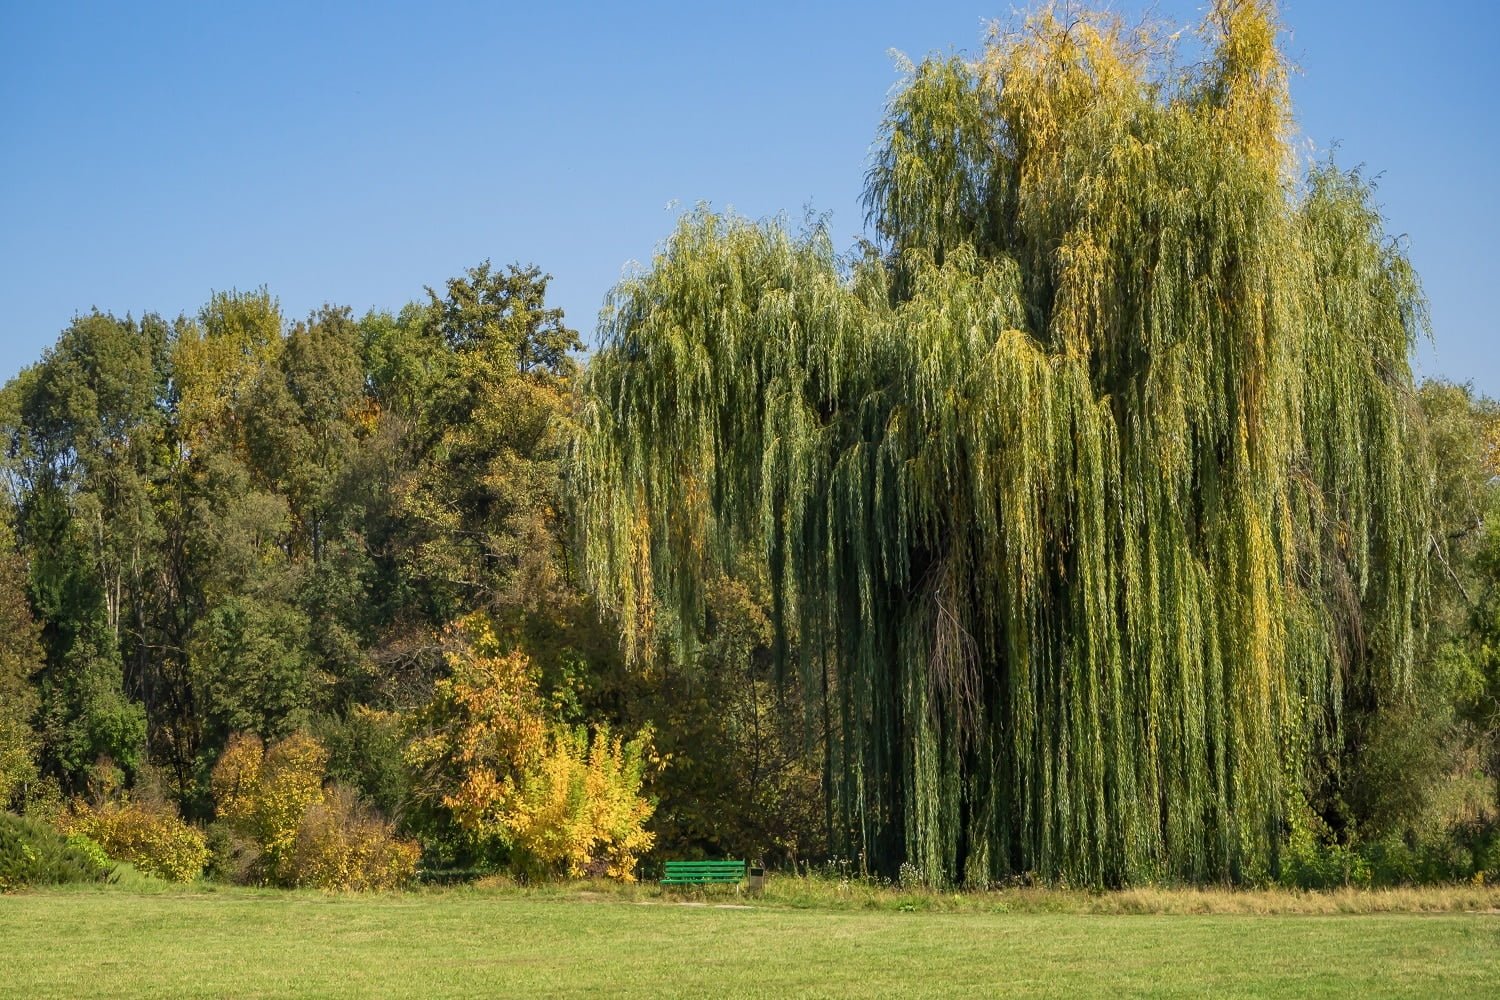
[212,731,326,870]
[173,289,284,444]
[404,613,550,834]
[405,612,657,879]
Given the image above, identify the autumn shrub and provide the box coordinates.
[212,731,326,879]
[0,812,114,891]
[403,613,549,843]
[65,798,208,882]
[283,785,419,890]
[65,831,111,872]
[212,731,417,889]
[508,724,656,880]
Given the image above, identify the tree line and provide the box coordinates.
[0,264,822,884]
[3,0,1498,888]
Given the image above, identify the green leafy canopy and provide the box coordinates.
[574,1,1432,886]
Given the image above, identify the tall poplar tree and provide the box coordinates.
[574,1,1432,885]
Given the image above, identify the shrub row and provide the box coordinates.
[1278,824,1499,890]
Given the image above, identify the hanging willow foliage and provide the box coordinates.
[572,0,1431,886]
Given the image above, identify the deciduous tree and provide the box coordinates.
[575,1,1433,886]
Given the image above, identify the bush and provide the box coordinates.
[0,812,114,891]
[283,785,419,890]
[65,799,208,883]
[212,731,326,874]
[213,731,418,890]
[402,618,658,882]
[1279,816,1500,889]
[402,615,549,841]
[204,821,259,885]
[507,724,656,881]
[1280,835,1372,890]
[65,832,111,872]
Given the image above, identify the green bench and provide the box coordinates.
[660,859,746,887]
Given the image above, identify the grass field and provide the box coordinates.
[2,880,1497,998]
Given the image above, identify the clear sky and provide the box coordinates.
[2,1,1496,394]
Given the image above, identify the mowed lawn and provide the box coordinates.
[2,887,1497,998]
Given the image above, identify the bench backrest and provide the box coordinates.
[661,859,746,882]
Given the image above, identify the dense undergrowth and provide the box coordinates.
[0,812,114,891]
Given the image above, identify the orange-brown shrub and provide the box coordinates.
[284,785,419,890]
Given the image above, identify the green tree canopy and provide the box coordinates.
[575,1,1432,886]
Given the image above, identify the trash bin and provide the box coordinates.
[747,865,766,896]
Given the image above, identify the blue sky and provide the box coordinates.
[2,1,1496,394]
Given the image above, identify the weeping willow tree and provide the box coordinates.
[573,0,1432,886]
